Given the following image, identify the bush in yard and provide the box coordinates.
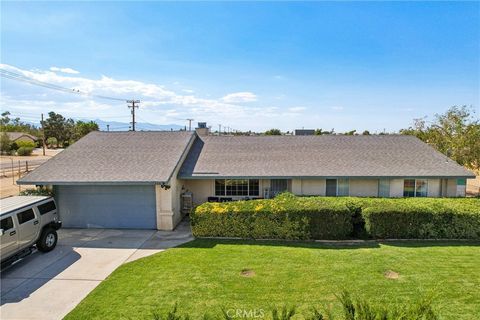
[362,198,480,239]
[19,187,53,196]
[16,146,34,156]
[47,136,58,148]
[16,140,36,148]
[191,193,353,240]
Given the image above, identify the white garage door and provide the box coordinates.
[55,185,156,229]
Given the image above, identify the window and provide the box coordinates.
[326,179,337,196]
[415,179,427,197]
[37,201,56,215]
[249,180,259,196]
[378,179,390,197]
[403,179,415,197]
[215,179,226,196]
[17,208,35,224]
[338,179,349,196]
[404,179,428,197]
[1,217,14,231]
[215,179,260,196]
[326,179,349,196]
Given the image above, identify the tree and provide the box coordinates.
[47,137,58,149]
[400,106,480,170]
[42,112,75,147]
[74,120,99,140]
[0,111,40,136]
[362,130,371,135]
[0,132,11,155]
[314,128,334,135]
[344,130,357,136]
[265,128,282,135]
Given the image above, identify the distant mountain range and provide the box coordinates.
[91,119,184,132]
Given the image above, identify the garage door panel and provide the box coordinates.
[56,185,156,229]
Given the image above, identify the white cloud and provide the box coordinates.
[288,106,306,112]
[331,106,344,111]
[50,66,80,74]
[0,64,312,131]
[221,91,257,103]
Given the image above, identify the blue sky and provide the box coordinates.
[1,1,479,132]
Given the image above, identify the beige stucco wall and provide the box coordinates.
[184,179,214,206]
[389,179,404,197]
[294,179,325,196]
[349,179,378,197]
[184,179,271,206]
[181,178,464,210]
[155,135,196,231]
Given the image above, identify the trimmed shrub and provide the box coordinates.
[191,193,352,240]
[191,194,480,240]
[16,146,34,156]
[363,198,480,239]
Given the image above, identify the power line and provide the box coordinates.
[0,69,126,102]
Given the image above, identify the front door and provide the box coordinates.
[1,216,18,258]
[270,179,288,197]
[326,179,337,196]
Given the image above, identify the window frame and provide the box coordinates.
[1,216,14,231]
[214,179,260,197]
[37,201,56,215]
[403,179,428,197]
[16,208,36,225]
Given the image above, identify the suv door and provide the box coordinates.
[1,215,18,259]
[16,208,39,248]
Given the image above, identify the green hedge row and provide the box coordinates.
[362,198,480,239]
[191,193,352,240]
[190,193,480,240]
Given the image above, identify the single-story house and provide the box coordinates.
[6,132,38,144]
[17,127,475,230]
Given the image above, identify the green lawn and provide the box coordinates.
[65,240,480,320]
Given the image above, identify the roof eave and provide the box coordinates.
[16,180,164,186]
[179,174,476,180]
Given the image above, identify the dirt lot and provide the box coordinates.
[1,148,62,199]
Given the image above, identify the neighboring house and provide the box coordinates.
[6,132,38,144]
[18,127,475,231]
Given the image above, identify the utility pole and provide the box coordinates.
[218,124,222,135]
[127,100,140,131]
[41,113,46,156]
[186,119,194,131]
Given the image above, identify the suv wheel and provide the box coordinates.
[37,229,58,252]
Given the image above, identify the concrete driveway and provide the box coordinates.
[0,220,193,320]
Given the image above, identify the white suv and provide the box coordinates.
[0,196,62,268]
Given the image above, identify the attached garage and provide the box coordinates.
[55,185,156,229]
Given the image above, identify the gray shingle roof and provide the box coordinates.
[179,135,474,179]
[6,132,38,141]
[18,131,194,185]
